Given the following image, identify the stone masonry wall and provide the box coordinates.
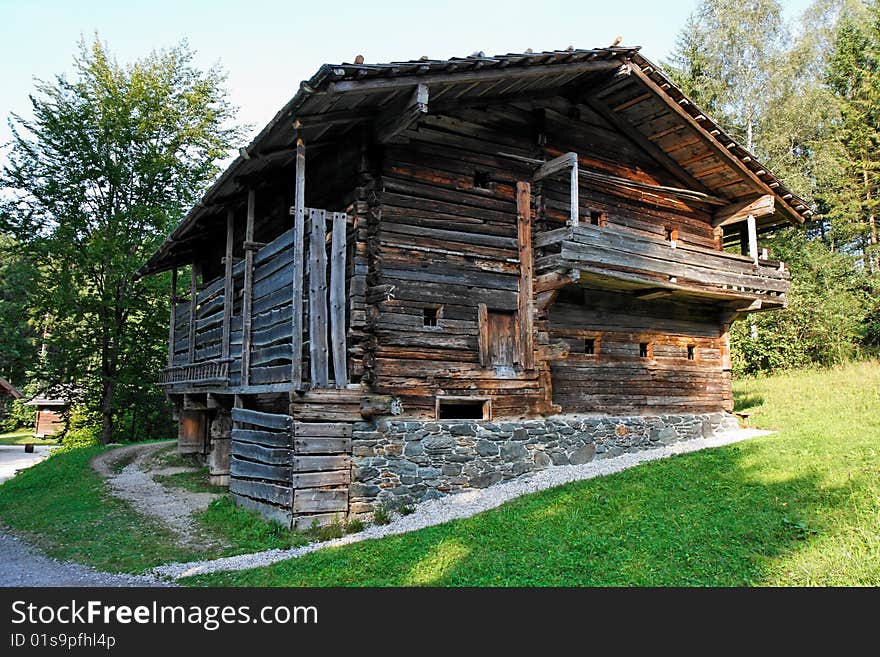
[349,413,740,514]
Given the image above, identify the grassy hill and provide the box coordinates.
[186,361,880,586]
[1,361,877,585]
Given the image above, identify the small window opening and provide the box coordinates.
[584,338,596,355]
[423,306,441,328]
[473,170,490,190]
[639,342,651,358]
[687,345,696,361]
[437,398,488,420]
[590,210,606,227]
[665,226,679,242]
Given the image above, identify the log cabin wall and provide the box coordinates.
[547,287,731,414]
[370,115,548,419]
[369,94,729,419]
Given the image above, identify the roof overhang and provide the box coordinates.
[138,47,811,277]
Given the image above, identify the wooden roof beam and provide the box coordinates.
[375,83,429,144]
[712,194,775,227]
[329,59,623,94]
[627,62,804,225]
[581,95,716,197]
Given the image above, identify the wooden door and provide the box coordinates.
[486,309,517,367]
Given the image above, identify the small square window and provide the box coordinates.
[639,342,650,358]
[687,345,696,360]
[590,210,606,227]
[665,226,679,242]
[423,307,440,327]
[473,170,490,190]
[584,338,596,355]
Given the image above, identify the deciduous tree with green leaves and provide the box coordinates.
[0,37,243,443]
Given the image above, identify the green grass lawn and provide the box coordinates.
[0,444,308,573]
[184,361,880,586]
[0,362,877,584]
[0,430,57,446]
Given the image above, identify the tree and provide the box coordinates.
[824,10,880,271]
[1,37,243,443]
[0,234,38,386]
[664,0,788,151]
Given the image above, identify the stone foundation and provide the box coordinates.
[350,412,739,513]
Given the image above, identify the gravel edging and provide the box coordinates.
[153,428,772,580]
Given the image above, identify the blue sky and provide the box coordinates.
[0,0,815,161]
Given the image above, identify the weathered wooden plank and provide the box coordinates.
[294,436,352,454]
[167,267,177,368]
[516,181,535,369]
[229,478,293,507]
[293,488,348,513]
[230,456,289,482]
[231,441,291,465]
[292,138,306,390]
[231,428,293,448]
[187,264,198,363]
[291,455,350,472]
[293,422,353,437]
[231,406,292,430]
[329,211,348,388]
[231,493,292,527]
[249,363,292,385]
[477,303,489,367]
[376,83,428,144]
[290,470,350,488]
[251,343,293,368]
[241,189,256,386]
[712,194,775,227]
[309,207,329,387]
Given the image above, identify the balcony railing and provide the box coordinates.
[535,223,790,307]
[160,359,232,387]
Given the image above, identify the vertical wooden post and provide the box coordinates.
[187,263,199,363]
[747,213,759,265]
[309,208,329,387]
[167,267,178,368]
[569,159,579,227]
[241,189,256,387]
[329,211,348,388]
[477,303,489,367]
[291,138,306,390]
[221,208,234,360]
[516,182,535,370]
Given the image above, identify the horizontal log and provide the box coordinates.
[291,455,350,472]
[294,436,352,454]
[290,470,350,488]
[231,441,291,465]
[229,478,293,507]
[231,428,293,448]
[231,493,292,527]
[293,489,348,513]
[293,422,353,437]
[230,456,289,483]
[232,407,292,430]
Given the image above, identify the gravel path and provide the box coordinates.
[91,442,221,549]
[154,427,772,580]
[0,527,169,587]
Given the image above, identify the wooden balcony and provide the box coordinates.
[160,359,232,387]
[534,223,790,309]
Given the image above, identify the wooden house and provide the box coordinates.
[25,392,68,438]
[139,47,805,528]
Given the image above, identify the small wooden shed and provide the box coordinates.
[25,393,69,438]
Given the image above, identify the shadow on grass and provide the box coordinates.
[734,390,764,412]
[186,440,840,587]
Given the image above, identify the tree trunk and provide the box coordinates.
[100,379,114,445]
